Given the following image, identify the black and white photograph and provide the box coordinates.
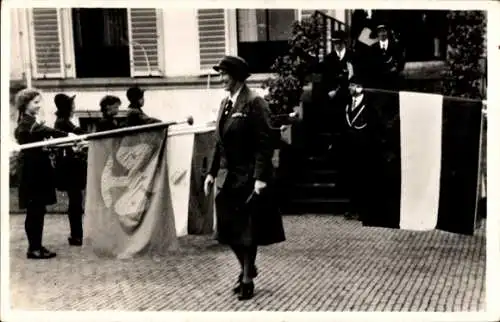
[1,0,498,321]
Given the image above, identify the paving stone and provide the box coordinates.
[9,214,486,311]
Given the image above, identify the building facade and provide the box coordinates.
[9,8,448,129]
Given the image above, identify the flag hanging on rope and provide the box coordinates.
[84,127,179,258]
[362,90,484,235]
[164,126,216,236]
[188,130,216,234]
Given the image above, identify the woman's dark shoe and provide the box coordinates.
[41,246,57,257]
[27,247,57,259]
[233,274,243,294]
[68,237,83,246]
[232,266,258,294]
[238,281,255,301]
[344,212,359,220]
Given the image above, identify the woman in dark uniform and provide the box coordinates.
[204,56,286,300]
[95,95,122,132]
[53,93,87,246]
[14,88,69,259]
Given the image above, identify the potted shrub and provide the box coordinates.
[261,13,325,206]
[262,13,325,118]
[442,10,486,100]
[442,10,487,218]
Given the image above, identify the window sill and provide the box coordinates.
[11,61,445,91]
[21,73,275,91]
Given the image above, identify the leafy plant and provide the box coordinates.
[442,10,486,99]
[261,13,325,115]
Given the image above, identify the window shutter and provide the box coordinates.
[30,8,64,78]
[127,8,161,77]
[197,9,227,72]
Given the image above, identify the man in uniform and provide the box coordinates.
[321,30,356,106]
[320,30,357,151]
[368,23,405,91]
[340,75,373,220]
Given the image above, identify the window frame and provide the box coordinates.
[235,9,300,43]
[60,8,76,78]
[29,7,165,80]
[234,9,300,74]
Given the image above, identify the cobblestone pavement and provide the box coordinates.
[9,214,486,311]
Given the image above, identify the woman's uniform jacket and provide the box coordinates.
[208,85,286,246]
[15,115,68,209]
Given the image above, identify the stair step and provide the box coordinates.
[287,181,345,199]
[312,132,340,138]
[307,155,329,161]
[308,169,339,177]
[297,183,337,188]
[287,183,346,199]
[298,169,341,183]
[282,198,350,214]
[305,155,339,167]
[311,169,338,174]
[307,156,330,163]
[291,198,349,204]
[303,139,346,155]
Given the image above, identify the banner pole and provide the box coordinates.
[11,116,194,152]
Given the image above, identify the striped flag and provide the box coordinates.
[188,130,216,234]
[362,90,484,235]
[165,126,216,236]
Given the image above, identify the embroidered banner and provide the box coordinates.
[84,127,178,258]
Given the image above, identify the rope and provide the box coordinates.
[361,87,487,112]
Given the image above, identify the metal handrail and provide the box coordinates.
[312,10,350,58]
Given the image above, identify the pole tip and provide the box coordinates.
[186,116,194,125]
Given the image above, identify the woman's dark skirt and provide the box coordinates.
[17,151,58,209]
[215,182,286,247]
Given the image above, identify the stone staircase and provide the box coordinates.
[279,95,351,215]
[277,10,452,215]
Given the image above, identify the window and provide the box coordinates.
[72,9,130,78]
[30,8,161,79]
[236,9,297,73]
